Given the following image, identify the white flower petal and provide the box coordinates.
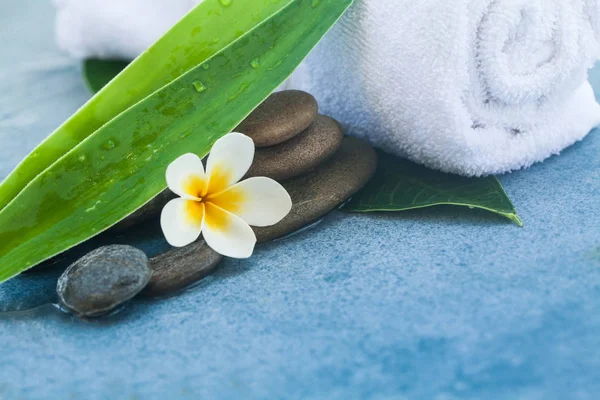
[208,177,292,227]
[205,133,254,194]
[202,202,257,259]
[166,153,206,199]
[160,198,204,247]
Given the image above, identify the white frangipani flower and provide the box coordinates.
[160,132,292,258]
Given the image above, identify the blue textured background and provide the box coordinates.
[1,2,600,399]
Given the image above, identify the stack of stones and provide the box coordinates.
[56,91,377,317]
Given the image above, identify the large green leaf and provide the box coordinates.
[0,0,353,282]
[0,0,301,212]
[344,151,522,226]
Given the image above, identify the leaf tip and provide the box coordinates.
[509,213,523,227]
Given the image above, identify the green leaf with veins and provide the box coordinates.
[344,151,522,226]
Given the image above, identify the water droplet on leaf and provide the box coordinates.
[103,140,116,150]
[267,59,285,71]
[193,81,207,93]
[180,131,192,140]
[227,83,250,101]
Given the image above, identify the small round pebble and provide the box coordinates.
[246,115,344,181]
[142,240,223,297]
[254,137,378,243]
[236,90,318,147]
[56,245,151,318]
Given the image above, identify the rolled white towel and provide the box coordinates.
[53,0,600,175]
[288,0,600,175]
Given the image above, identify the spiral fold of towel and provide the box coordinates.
[53,0,600,175]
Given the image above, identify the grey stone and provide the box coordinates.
[236,90,318,147]
[246,115,344,181]
[254,137,378,243]
[56,245,151,317]
[113,189,176,231]
[142,240,223,297]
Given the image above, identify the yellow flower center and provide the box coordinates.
[184,201,205,227]
[206,164,233,195]
[183,175,206,198]
[182,166,246,232]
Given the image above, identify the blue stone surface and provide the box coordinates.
[1,2,600,399]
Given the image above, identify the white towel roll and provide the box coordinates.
[53,0,600,175]
[286,0,600,175]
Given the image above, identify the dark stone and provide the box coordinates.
[254,137,378,243]
[142,240,223,297]
[246,115,344,181]
[113,189,176,231]
[56,245,151,317]
[236,90,318,147]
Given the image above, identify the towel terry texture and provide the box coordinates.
[54,0,600,176]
